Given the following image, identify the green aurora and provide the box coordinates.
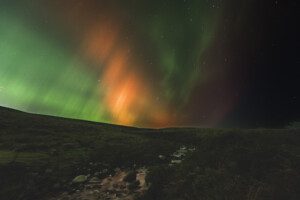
[0,0,232,127]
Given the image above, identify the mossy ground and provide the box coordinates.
[0,107,299,200]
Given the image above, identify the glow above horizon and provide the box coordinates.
[0,0,237,127]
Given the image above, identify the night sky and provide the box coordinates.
[0,0,299,128]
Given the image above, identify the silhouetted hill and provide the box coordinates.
[0,106,299,200]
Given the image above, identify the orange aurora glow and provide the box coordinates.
[55,1,175,126]
[39,0,176,126]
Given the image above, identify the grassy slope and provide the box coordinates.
[0,107,299,200]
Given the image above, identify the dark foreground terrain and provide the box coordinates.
[0,107,299,200]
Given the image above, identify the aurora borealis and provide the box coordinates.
[0,0,299,127]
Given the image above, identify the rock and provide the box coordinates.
[188,147,196,152]
[72,175,87,183]
[181,146,187,150]
[89,177,101,183]
[171,159,182,164]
